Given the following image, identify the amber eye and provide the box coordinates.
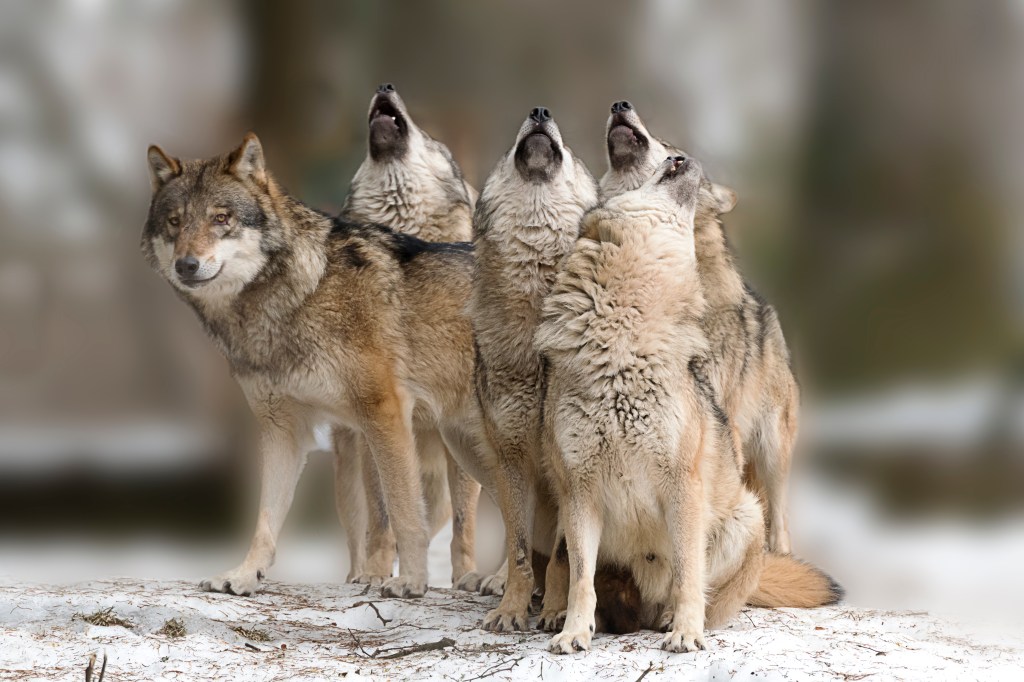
[168,216,180,227]
[213,213,229,225]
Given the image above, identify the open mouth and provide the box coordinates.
[518,127,555,151]
[608,113,647,149]
[658,155,697,183]
[514,124,562,179]
[369,97,406,135]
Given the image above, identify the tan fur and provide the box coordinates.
[470,110,599,632]
[142,135,500,600]
[599,103,799,554]
[540,158,774,654]
[334,85,483,590]
[748,553,842,609]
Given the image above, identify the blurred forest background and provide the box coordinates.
[0,1,1021,621]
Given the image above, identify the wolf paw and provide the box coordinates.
[479,572,506,597]
[454,570,485,592]
[661,629,706,653]
[380,576,426,599]
[199,566,264,597]
[351,573,388,587]
[548,628,592,654]
[482,606,529,632]
[536,609,567,632]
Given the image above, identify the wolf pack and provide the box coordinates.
[142,83,841,654]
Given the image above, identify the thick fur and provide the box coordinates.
[748,553,844,609]
[539,158,839,655]
[142,134,499,601]
[539,158,760,653]
[599,103,799,554]
[335,85,483,590]
[471,111,599,632]
[343,86,475,242]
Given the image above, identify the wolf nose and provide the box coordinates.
[377,82,395,94]
[175,256,200,278]
[529,106,551,123]
[611,100,632,114]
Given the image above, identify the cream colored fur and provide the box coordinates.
[539,158,767,653]
[599,104,798,553]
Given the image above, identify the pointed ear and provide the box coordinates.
[708,182,737,214]
[229,132,267,185]
[147,145,181,191]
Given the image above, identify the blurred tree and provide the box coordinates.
[787,1,1017,390]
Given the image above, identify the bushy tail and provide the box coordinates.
[748,553,843,608]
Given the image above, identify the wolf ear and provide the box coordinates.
[147,145,181,191]
[708,183,737,214]
[229,132,267,185]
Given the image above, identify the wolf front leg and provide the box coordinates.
[482,447,536,632]
[548,493,601,653]
[200,401,310,597]
[360,386,430,598]
[661,453,707,653]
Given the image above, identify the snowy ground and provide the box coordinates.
[2,469,1023,679]
[2,577,1022,681]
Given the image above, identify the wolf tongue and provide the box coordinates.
[371,113,399,130]
[609,125,637,144]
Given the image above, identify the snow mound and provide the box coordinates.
[1,578,1020,681]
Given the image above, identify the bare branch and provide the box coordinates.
[353,600,392,626]
[372,637,456,660]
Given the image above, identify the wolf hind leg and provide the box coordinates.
[704,488,766,629]
[538,532,569,631]
[752,398,796,554]
[332,427,370,581]
[445,447,482,590]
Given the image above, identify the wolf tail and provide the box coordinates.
[748,553,843,608]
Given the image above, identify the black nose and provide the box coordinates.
[175,256,200,278]
[377,82,395,94]
[673,155,687,163]
[529,106,551,123]
[611,100,633,114]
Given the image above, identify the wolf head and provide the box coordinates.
[600,101,736,215]
[603,154,704,233]
[345,83,474,239]
[142,133,284,305]
[476,107,597,233]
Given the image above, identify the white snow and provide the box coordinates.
[1,577,1021,681]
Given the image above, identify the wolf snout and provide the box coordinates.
[668,155,698,174]
[175,255,200,278]
[611,100,632,114]
[529,106,552,123]
[376,82,396,94]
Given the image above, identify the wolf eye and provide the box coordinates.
[168,216,180,227]
[213,213,229,225]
